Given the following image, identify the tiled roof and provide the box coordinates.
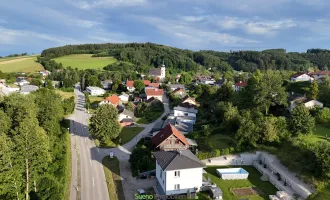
[146,88,163,96]
[126,80,134,88]
[143,80,151,86]
[291,72,308,78]
[309,71,330,75]
[173,88,184,93]
[153,150,205,171]
[149,83,160,88]
[235,81,247,87]
[104,95,120,105]
[149,68,162,76]
[152,124,188,147]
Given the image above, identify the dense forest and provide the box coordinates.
[41,43,330,72]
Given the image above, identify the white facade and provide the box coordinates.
[127,86,135,92]
[118,113,133,121]
[86,86,105,96]
[290,74,314,82]
[290,99,323,112]
[147,95,163,102]
[156,161,203,195]
[119,94,129,102]
[173,107,197,119]
[160,66,166,81]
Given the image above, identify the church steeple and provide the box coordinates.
[162,60,165,68]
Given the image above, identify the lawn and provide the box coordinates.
[136,110,163,124]
[53,54,117,70]
[119,127,144,145]
[0,56,44,73]
[204,166,278,200]
[314,124,330,138]
[55,90,75,99]
[89,96,104,109]
[102,156,125,200]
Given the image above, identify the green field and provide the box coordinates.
[53,54,117,70]
[0,56,44,73]
[205,166,278,200]
[119,127,144,145]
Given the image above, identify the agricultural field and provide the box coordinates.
[53,54,117,70]
[0,56,44,73]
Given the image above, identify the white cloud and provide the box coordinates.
[138,16,259,48]
[74,0,147,10]
[0,26,81,45]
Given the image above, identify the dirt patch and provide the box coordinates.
[0,57,33,65]
[232,187,262,196]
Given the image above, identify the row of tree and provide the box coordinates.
[41,43,330,72]
[0,89,74,199]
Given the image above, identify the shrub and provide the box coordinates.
[197,151,218,160]
[59,87,74,92]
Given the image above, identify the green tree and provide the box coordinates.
[179,72,192,84]
[46,80,54,90]
[318,76,330,107]
[103,91,110,98]
[235,111,261,149]
[126,102,135,112]
[86,75,101,87]
[289,104,315,135]
[315,108,330,124]
[308,79,318,99]
[133,80,145,93]
[89,104,121,143]
[30,79,43,87]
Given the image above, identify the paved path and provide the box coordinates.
[69,89,170,200]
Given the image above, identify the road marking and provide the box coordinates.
[92,177,95,187]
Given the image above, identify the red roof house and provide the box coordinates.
[152,124,189,151]
[145,88,163,102]
[99,95,120,106]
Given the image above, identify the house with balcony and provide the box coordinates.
[153,150,205,198]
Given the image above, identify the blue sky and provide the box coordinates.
[1,0,330,56]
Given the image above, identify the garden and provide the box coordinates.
[204,166,278,200]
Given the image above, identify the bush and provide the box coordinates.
[315,108,330,124]
[197,151,219,160]
[62,97,75,115]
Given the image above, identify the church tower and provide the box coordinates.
[160,61,166,80]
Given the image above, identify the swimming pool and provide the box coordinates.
[216,168,249,180]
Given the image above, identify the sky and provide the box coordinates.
[1,0,330,56]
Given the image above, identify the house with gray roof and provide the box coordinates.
[154,150,205,197]
[173,106,198,123]
[20,85,39,95]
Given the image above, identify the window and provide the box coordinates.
[160,169,162,179]
[174,184,180,190]
[184,113,188,116]
[175,140,180,144]
[174,171,180,177]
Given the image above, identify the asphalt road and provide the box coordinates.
[69,87,110,200]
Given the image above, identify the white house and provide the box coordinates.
[290,72,314,82]
[20,85,39,95]
[149,62,166,82]
[146,88,164,102]
[86,86,105,96]
[119,93,129,103]
[309,71,330,80]
[290,97,323,112]
[233,81,247,92]
[126,80,135,92]
[174,106,198,120]
[153,150,205,197]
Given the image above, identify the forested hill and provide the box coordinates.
[41,43,330,72]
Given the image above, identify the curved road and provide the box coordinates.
[69,86,170,200]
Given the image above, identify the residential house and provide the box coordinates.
[196,76,215,85]
[143,80,151,86]
[15,77,29,86]
[20,85,39,95]
[16,77,27,82]
[118,109,136,127]
[152,124,189,151]
[86,86,105,96]
[290,72,314,82]
[180,96,199,108]
[101,80,112,89]
[0,86,19,96]
[153,150,205,197]
[233,81,247,92]
[126,80,135,92]
[163,115,194,134]
[173,106,198,123]
[145,97,161,105]
[289,96,323,112]
[146,88,164,102]
[39,70,50,77]
[148,82,160,88]
[119,93,129,103]
[309,71,330,80]
[172,88,185,97]
[99,95,120,107]
[149,62,166,82]
[169,84,185,91]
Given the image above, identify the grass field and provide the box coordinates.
[102,156,124,200]
[314,124,330,138]
[205,166,278,200]
[119,127,144,145]
[0,56,44,73]
[53,54,117,70]
[55,90,75,99]
[208,134,237,149]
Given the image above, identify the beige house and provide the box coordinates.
[289,96,323,112]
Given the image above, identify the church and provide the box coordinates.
[149,62,166,82]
